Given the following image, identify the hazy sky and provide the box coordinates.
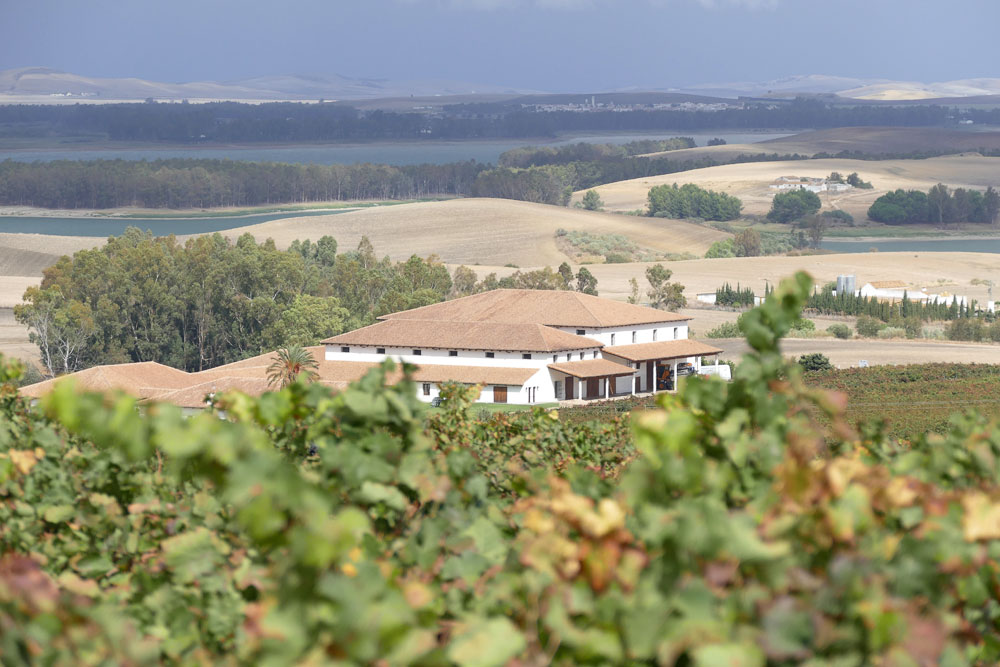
[3,0,998,91]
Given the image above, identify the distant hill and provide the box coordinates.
[0,67,537,103]
[672,74,1000,101]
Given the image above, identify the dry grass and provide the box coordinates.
[570,252,1000,304]
[711,338,1000,368]
[579,155,1000,220]
[208,198,730,266]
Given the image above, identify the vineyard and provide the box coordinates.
[3,273,1000,664]
[805,363,1000,441]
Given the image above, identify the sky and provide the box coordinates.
[3,0,999,92]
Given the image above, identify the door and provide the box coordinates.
[493,386,507,403]
[635,377,641,394]
[565,378,574,400]
[645,361,653,392]
[586,378,599,399]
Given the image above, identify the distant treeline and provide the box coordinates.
[867,184,1000,225]
[0,152,804,209]
[497,138,695,168]
[0,98,969,144]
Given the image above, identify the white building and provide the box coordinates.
[322,289,724,405]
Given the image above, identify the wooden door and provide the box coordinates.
[493,386,507,403]
[645,361,653,392]
[586,378,599,399]
[635,377,641,394]
[565,379,574,400]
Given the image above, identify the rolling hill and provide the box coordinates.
[209,198,730,267]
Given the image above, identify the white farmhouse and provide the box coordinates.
[322,289,723,405]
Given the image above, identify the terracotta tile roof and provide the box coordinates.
[323,319,598,353]
[602,339,723,362]
[379,289,689,327]
[548,358,635,379]
[410,365,538,386]
[19,361,194,400]
[867,281,909,289]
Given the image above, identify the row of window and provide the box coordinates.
[339,347,554,360]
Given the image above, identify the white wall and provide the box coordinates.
[553,321,689,347]
[325,345,600,369]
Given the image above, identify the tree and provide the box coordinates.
[645,264,687,311]
[927,183,952,225]
[575,267,598,295]
[266,346,319,388]
[627,277,640,304]
[732,228,762,257]
[557,262,574,288]
[806,215,828,248]
[797,353,832,372]
[14,286,96,377]
[581,189,603,211]
[767,189,822,223]
[985,186,1000,225]
[846,172,872,189]
[264,295,350,349]
[856,315,884,338]
[451,265,478,297]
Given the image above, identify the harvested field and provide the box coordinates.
[571,252,1000,304]
[0,307,34,364]
[579,154,1000,220]
[209,198,730,266]
[710,337,1000,368]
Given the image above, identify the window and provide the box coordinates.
[485,352,495,358]
[673,327,679,340]
[522,353,531,360]
[340,346,350,353]
[653,329,658,341]
[376,348,385,355]
[610,333,616,345]
[553,355,557,363]
[576,329,585,335]
[412,349,422,356]
[593,351,598,359]
[632,331,637,344]
[554,380,563,399]
[449,350,458,357]
[422,383,430,396]
[579,353,584,361]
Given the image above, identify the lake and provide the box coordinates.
[0,132,793,166]
[0,209,352,238]
[821,238,1000,254]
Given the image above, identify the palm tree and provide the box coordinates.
[266,346,319,388]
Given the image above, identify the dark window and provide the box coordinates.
[422,383,431,396]
[485,352,495,358]
[653,329,658,341]
[576,329,585,335]
[412,349,422,356]
[376,348,385,354]
[553,355,557,362]
[522,353,531,360]
[340,346,350,353]
[593,351,598,359]
[449,350,458,357]
[632,331,637,343]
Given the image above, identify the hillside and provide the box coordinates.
[579,154,1000,220]
[639,127,1000,162]
[210,198,730,266]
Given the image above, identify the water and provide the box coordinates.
[0,132,793,166]
[0,208,353,238]
[822,238,1000,254]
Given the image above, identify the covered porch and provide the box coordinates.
[602,340,724,394]
[547,358,636,401]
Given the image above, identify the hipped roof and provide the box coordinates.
[603,340,723,363]
[379,289,689,328]
[18,361,194,400]
[323,318,598,353]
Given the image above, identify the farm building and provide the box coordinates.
[20,289,725,409]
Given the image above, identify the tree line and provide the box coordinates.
[867,184,1000,225]
[806,285,980,323]
[0,98,957,144]
[497,138,695,168]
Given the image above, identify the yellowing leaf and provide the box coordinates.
[962,493,1000,541]
[9,449,40,475]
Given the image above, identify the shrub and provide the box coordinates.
[704,239,735,258]
[991,320,1000,342]
[826,323,852,339]
[581,189,603,211]
[767,189,821,223]
[790,318,816,333]
[946,317,986,342]
[705,321,742,338]
[647,183,742,221]
[821,209,854,225]
[877,326,907,339]
[856,315,885,338]
[797,352,832,372]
